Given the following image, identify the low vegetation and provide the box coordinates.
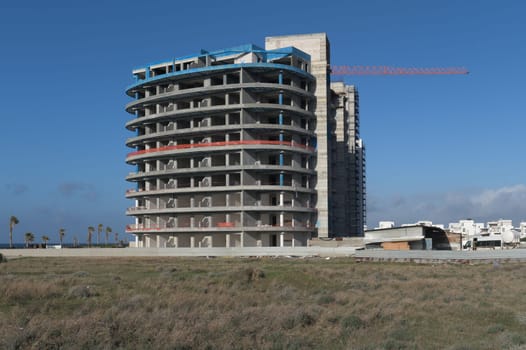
[1,257,526,349]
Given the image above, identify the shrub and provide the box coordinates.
[341,314,364,331]
[68,285,98,298]
[245,267,265,282]
[317,294,335,305]
[73,271,89,277]
[0,253,6,263]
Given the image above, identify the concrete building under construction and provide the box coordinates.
[124,33,365,248]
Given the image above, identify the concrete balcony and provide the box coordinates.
[125,205,316,216]
[125,165,315,181]
[125,103,315,130]
[126,123,315,147]
[125,185,316,198]
[125,82,315,112]
[126,140,315,163]
[125,224,315,234]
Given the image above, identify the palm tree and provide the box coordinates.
[114,231,119,244]
[59,228,65,246]
[105,226,112,246]
[24,232,34,248]
[9,216,19,249]
[97,224,103,246]
[88,226,95,248]
[42,235,50,247]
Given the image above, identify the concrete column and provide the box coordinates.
[145,235,151,248]
[190,236,195,248]
[226,234,230,248]
[173,236,178,248]
[240,233,244,247]
[280,233,284,247]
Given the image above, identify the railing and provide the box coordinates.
[126,189,146,194]
[127,206,146,211]
[127,140,315,157]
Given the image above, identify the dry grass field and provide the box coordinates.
[1,256,526,349]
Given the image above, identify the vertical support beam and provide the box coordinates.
[280,232,284,247]
[190,236,195,248]
[226,234,231,248]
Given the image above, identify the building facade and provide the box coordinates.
[330,82,366,236]
[124,33,365,248]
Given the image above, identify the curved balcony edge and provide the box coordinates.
[125,225,316,234]
[126,165,315,181]
[126,140,316,162]
[125,185,316,197]
[126,124,316,147]
[125,103,315,130]
[125,62,315,95]
[126,205,317,216]
[126,82,315,111]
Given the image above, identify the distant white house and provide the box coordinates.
[376,221,395,229]
[448,219,484,238]
[375,218,526,242]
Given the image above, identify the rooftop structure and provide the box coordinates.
[124,33,365,248]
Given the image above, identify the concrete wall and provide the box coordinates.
[266,33,331,238]
[0,247,358,258]
[4,247,526,261]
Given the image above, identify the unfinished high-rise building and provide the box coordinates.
[124,33,365,248]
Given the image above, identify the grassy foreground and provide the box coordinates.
[1,257,526,349]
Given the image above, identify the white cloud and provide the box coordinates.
[367,184,526,227]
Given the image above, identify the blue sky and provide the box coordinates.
[1,0,525,243]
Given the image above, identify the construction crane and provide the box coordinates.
[331,65,469,76]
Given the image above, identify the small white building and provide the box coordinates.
[376,221,395,229]
[448,219,484,238]
[487,219,513,235]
